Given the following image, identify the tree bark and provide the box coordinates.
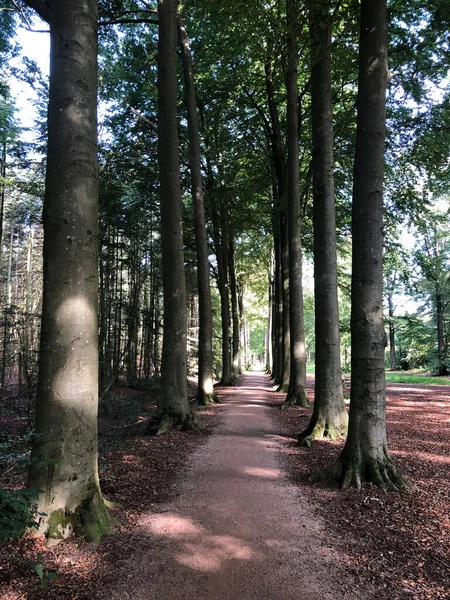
[284,0,309,407]
[155,0,195,432]
[177,13,217,404]
[436,288,448,375]
[26,0,110,542]
[212,205,234,386]
[388,292,396,371]
[298,0,347,439]
[316,0,409,490]
[265,59,288,388]
[228,240,240,380]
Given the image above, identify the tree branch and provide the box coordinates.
[99,17,158,27]
[21,0,50,23]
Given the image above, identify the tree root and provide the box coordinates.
[146,410,202,435]
[311,454,413,491]
[297,420,347,447]
[282,389,309,408]
[196,391,221,406]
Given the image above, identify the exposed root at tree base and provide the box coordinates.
[277,383,289,393]
[146,411,203,435]
[282,390,309,409]
[43,486,112,546]
[196,391,221,406]
[296,421,347,447]
[311,455,413,491]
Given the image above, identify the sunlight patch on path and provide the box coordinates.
[138,512,255,572]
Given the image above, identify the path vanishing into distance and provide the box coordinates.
[106,372,358,600]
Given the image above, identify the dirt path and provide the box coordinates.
[105,372,357,600]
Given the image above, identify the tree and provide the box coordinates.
[298,0,347,442]
[177,12,218,404]
[155,0,195,431]
[284,0,309,407]
[23,0,110,541]
[318,0,409,489]
[414,208,450,376]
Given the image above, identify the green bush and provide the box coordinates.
[0,487,41,542]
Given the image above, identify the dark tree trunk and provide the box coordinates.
[388,292,396,371]
[25,0,110,542]
[316,0,409,490]
[267,274,273,374]
[177,13,217,404]
[279,215,291,392]
[0,142,6,255]
[155,0,194,432]
[270,200,281,381]
[265,60,289,388]
[284,0,309,407]
[436,289,448,375]
[238,281,246,372]
[299,0,347,440]
[228,240,240,380]
[212,209,233,386]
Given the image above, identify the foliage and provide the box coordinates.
[0,486,40,542]
[385,371,450,385]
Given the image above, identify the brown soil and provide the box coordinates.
[0,373,449,599]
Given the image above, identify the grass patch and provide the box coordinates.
[385,372,450,385]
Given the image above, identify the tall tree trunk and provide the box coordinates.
[317,0,408,490]
[436,289,448,376]
[0,142,6,256]
[388,292,396,371]
[284,0,309,407]
[6,228,13,306]
[25,0,110,541]
[279,215,291,392]
[156,0,194,432]
[212,208,233,385]
[238,281,246,372]
[265,60,288,387]
[299,0,347,440]
[228,240,240,380]
[177,13,217,404]
[267,274,274,374]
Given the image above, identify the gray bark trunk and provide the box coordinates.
[388,292,396,371]
[156,0,193,431]
[26,0,110,542]
[317,0,408,490]
[228,241,240,380]
[436,289,448,375]
[284,0,309,407]
[213,212,233,386]
[299,0,346,438]
[177,13,217,404]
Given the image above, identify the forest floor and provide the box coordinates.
[0,372,449,599]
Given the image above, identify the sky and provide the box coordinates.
[9,23,50,142]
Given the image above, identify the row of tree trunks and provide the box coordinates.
[264,14,309,405]
[98,223,162,393]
